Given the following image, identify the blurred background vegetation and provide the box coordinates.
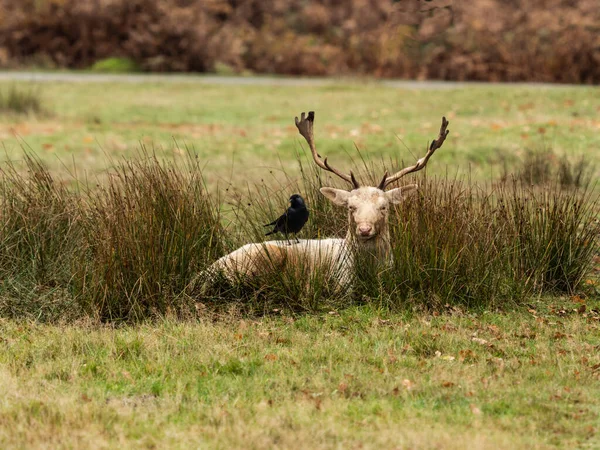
[0,0,598,83]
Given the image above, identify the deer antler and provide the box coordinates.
[379,117,449,190]
[295,111,360,189]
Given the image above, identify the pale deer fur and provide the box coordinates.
[205,111,449,289]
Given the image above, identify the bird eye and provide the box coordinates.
[349,206,357,212]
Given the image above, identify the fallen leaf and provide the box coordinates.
[470,404,482,415]
[459,349,476,362]
[402,379,415,391]
[472,337,488,345]
[442,381,455,388]
[518,102,534,111]
[264,353,278,361]
[487,325,500,334]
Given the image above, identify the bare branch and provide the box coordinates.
[295,111,360,189]
[381,117,449,189]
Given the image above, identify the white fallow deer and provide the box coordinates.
[206,111,449,289]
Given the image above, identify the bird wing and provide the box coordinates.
[275,212,289,227]
[264,212,287,228]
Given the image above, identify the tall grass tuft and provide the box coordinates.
[0,155,84,320]
[501,179,599,294]
[516,147,595,189]
[380,178,519,309]
[76,153,223,321]
[0,85,45,115]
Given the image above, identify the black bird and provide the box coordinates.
[264,194,309,243]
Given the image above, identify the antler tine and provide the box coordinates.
[377,171,388,190]
[381,117,449,189]
[295,111,360,189]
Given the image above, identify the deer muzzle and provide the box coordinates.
[357,224,375,239]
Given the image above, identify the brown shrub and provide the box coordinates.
[0,0,599,82]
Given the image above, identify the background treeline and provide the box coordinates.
[0,0,598,83]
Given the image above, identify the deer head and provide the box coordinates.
[295,111,449,245]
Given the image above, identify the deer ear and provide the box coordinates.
[385,184,418,204]
[320,187,351,206]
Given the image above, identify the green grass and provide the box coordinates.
[1,301,599,449]
[0,80,598,188]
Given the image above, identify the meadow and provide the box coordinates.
[0,77,599,449]
[1,79,599,182]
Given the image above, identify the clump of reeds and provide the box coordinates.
[0,151,597,322]
[0,85,45,115]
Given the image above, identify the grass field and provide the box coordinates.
[1,301,599,449]
[0,77,599,449]
[1,79,599,185]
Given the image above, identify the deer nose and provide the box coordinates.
[358,225,372,236]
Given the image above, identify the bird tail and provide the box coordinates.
[265,230,276,236]
[264,221,276,227]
